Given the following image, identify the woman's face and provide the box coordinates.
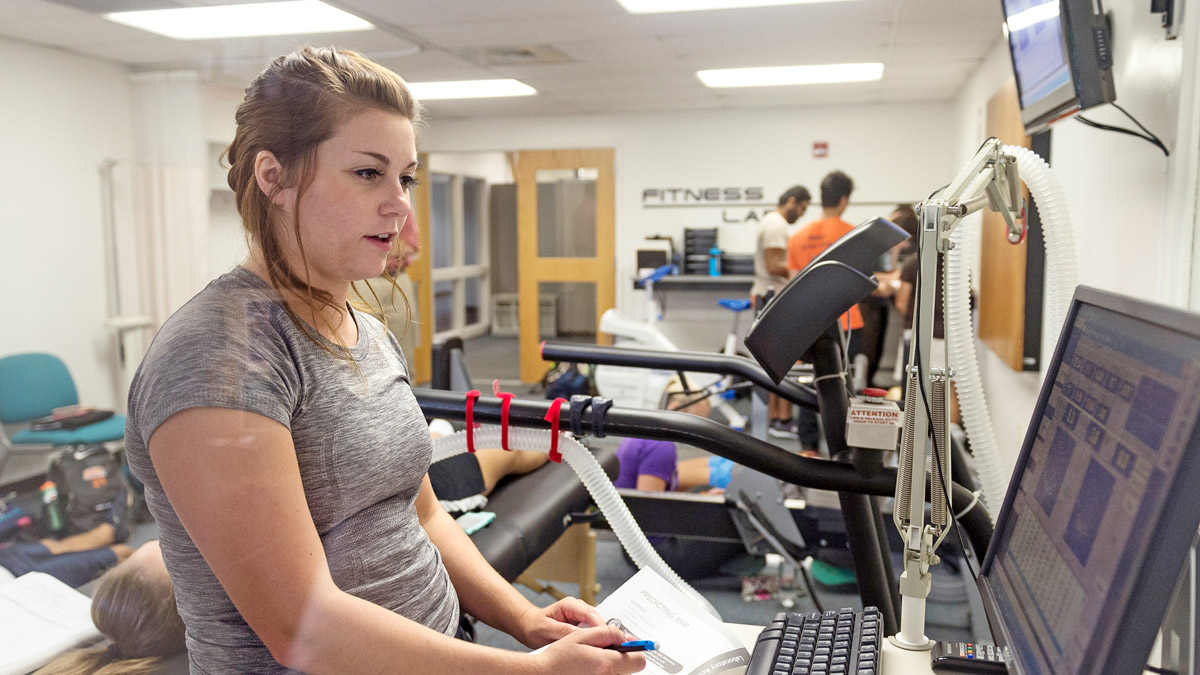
[275,107,418,294]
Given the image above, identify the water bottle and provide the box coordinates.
[708,246,722,276]
[40,480,64,534]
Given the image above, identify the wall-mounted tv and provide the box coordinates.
[1001,0,1116,134]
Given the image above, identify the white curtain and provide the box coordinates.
[129,70,209,334]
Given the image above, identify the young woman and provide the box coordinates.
[124,47,643,674]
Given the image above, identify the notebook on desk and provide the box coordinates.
[974,286,1200,675]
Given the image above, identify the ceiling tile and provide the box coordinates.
[633,0,896,36]
[554,37,678,64]
[333,0,626,27]
[1,0,1007,118]
[406,14,652,49]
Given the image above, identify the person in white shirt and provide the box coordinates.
[752,186,810,438]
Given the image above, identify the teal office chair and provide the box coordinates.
[0,353,127,482]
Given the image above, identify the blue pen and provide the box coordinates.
[607,640,658,653]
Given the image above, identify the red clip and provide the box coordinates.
[493,380,515,451]
[544,397,567,463]
[464,390,481,453]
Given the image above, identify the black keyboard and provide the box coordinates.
[745,606,882,675]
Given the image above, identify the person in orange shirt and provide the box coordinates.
[787,170,864,331]
[785,170,862,453]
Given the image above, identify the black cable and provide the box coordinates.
[1145,666,1180,675]
[926,137,1003,202]
[1076,109,1169,156]
[1074,115,1164,150]
[1112,102,1158,140]
[798,562,825,613]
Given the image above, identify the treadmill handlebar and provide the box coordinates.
[413,388,992,555]
[540,342,819,410]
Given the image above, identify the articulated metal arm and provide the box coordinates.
[891,137,1022,650]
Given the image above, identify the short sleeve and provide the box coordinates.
[762,219,788,251]
[635,440,678,483]
[128,292,302,447]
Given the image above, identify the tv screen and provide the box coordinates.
[1001,0,1116,134]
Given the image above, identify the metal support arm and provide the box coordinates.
[892,137,1021,650]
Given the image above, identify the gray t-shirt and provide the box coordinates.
[126,267,459,674]
[751,210,790,298]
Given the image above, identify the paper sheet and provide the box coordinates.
[0,572,100,675]
[595,568,751,675]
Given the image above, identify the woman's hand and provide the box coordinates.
[516,597,606,648]
[534,625,646,675]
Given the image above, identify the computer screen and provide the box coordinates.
[1004,0,1072,111]
[1000,0,1116,133]
[979,287,1200,675]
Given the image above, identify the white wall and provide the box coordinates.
[192,96,962,349]
[420,103,959,347]
[426,152,512,184]
[952,8,1200,477]
[208,190,247,276]
[0,39,134,411]
[0,38,136,482]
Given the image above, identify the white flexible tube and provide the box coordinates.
[1002,144,1079,349]
[431,426,721,619]
[944,145,1078,517]
[946,224,1008,515]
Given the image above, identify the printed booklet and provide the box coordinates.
[594,567,751,675]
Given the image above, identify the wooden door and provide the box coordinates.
[515,149,615,383]
[409,152,433,383]
[979,79,1034,370]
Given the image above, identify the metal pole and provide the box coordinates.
[100,159,122,318]
[540,341,818,410]
[808,333,899,633]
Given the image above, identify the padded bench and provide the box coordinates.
[428,337,620,602]
[466,443,618,585]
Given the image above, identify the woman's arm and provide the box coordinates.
[417,477,606,648]
[149,407,551,675]
[895,281,914,317]
[634,475,669,491]
[40,523,115,554]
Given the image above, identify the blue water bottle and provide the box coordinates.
[709,246,722,276]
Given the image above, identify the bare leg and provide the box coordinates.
[474,449,549,495]
[768,394,792,422]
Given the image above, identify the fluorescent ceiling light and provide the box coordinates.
[1005,1,1059,33]
[619,0,854,13]
[698,63,884,88]
[407,79,537,101]
[105,1,372,40]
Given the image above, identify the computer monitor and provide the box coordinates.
[978,286,1200,675]
[1001,0,1116,134]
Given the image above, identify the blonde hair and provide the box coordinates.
[225,46,422,358]
[34,557,185,675]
